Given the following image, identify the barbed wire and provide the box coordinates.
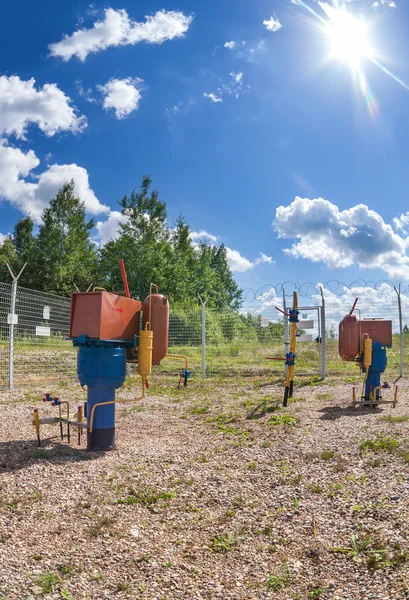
[241,280,408,303]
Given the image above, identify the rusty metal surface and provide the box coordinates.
[70,292,142,341]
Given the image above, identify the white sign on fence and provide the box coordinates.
[298,334,314,342]
[7,314,18,325]
[261,316,269,328]
[36,326,51,337]
[43,306,50,320]
[297,320,314,329]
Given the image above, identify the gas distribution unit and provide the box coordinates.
[33,264,190,451]
[338,298,398,408]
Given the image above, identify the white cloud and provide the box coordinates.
[190,230,218,243]
[0,232,8,244]
[273,196,409,279]
[190,229,272,272]
[224,39,266,63]
[372,0,396,7]
[0,140,108,221]
[203,72,248,105]
[226,248,273,272]
[0,76,86,139]
[76,80,97,103]
[263,17,282,32]
[96,211,129,244]
[393,213,409,233]
[98,77,143,118]
[164,103,182,118]
[49,8,193,61]
[203,92,222,103]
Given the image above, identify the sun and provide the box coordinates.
[325,10,373,67]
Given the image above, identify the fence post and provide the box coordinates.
[395,284,403,379]
[283,289,288,380]
[6,263,26,390]
[319,286,326,381]
[198,295,206,379]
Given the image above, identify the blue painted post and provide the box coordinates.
[363,342,387,401]
[76,339,127,451]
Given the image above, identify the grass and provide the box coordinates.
[266,414,297,427]
[117,486,175,507]
[266,563,292,591]
[309,588,326,598]
[380,415,409,423]
[209,534,237,553]
[35,572,61,594]
[319,450,335,460]
[359,434,400,454]
[88,516,116,537]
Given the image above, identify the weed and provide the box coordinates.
[267,414,297,427]
[319,450,335,460]
[117,486,175,507]
[380,415,409,423]
[359,435,400,454]
[316,392,333,400]
[266,563,292,591]
[116,581,130,592]
[35,572,61,594]
[247,462,257,470]
[309,588,326,598]
[88,516,116,537]
[307,483,323,494]
[331,535,386,565]
[57,564,72,577]
[60,590,76,600]
[209,534,237,553]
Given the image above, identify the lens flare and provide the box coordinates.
[326,10,373,66]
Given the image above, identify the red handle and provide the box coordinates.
[119,259,130,299]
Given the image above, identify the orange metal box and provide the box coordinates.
[360,319,393,347]
[70,292,142,341]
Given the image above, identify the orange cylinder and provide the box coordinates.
[339,314,360,361]
[142,294,169,366]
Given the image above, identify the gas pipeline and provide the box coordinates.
[338,298,398,408]
[33,261,189,451]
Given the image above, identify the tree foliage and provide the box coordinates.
[0,176,243,310]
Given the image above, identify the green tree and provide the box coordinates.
[99,175,171,299]
[12,216,36,288]
[166,214,200,306]
[0,237,17,282]
[35,181,98,296]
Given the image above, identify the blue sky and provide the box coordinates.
[1,0,409,292]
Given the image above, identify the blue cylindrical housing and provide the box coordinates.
[77,344,127,451]
[363,342,387,401]
[77,345,127,389]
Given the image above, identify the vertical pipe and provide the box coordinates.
[6,263,26,391]
[119,259,130,299]
[397,284,403,379]
[320,286,326,381]
[8,278,17,390]
[283,290,288,381]
[201,300,206,380]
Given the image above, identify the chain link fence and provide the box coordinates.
[0,280,407,389]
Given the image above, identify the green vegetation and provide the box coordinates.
[359,435,400,454]
[380,415,409,423]
[309,589,326,599]
[209,534,237,553]
[267,414,297,427]
[266,563,292,591]
[35,572,61,594]
[117,486,175,507]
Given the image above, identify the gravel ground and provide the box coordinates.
[1,375,409,600]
